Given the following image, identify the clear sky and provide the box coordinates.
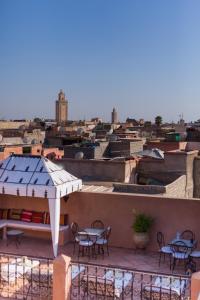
[0,0,200,122]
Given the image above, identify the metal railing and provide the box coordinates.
[69,261,191,300]
[0,252,53,299]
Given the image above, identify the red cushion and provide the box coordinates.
[32,212,44,224]
[21,210,32,222]
[44,212,50,224]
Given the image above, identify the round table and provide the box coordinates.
[7,229,24,248]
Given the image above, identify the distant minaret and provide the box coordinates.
[111,107,118,124]
[55,90,68,124]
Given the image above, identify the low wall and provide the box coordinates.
[113,183,166,195]
[59,158,136,183]
[66,191,200,251]
[113,175,186,197]
[144,141,187,152]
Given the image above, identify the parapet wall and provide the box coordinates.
[67,191,200,251]
[113,175,186,197]
[59,158,137,183]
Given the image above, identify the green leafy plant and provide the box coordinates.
[133,213,153,233]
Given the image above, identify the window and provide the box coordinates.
[11,165,16,171]
[46,179,50,186]
[34,178,38,184]
[4,177,9,183]
[25,166,29,172]
[19,178,23,183]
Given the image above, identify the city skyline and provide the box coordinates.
[1,1,200,122]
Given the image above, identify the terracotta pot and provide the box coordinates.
[133,232,150,249]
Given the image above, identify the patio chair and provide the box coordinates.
[157,232,173,266]
[77,231,96,259]
[171,241,190,271]
[91,219,104,229]
[70,222,80,255]
[180,230,195,241]
[96,226,111,256]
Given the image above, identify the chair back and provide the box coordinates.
[71,222,79,238]
[91,220,104,229]
[180,230,195,241]
[156,232,165,249]
[171,240,189,255]
[105,226,111,240]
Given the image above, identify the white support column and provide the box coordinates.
[48,197,60,257]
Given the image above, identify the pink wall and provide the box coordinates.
[67,192,200,251]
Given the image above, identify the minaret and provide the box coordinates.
[111,107,118,124]
[55,90,68,124]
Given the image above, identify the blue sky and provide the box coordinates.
[0,0,200,122]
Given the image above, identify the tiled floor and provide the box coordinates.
[0,236,198,276]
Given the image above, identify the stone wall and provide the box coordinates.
[144,141,187,152]
[113,175,186,197]
[137,151,198,197]
[59,158,136,183]
[0,121,30,130]
[193,157,200,198]
[64,142,108,159]
[107,140,143,157]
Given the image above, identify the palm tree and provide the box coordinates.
[155,116,162,127]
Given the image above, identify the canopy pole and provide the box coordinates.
[48,197,60,257]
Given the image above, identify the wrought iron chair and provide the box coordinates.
[70,222,80,255]
[156,232,172,266]
[171,241,190,271]
[77,231,96,259]
[91,220,104,229]
[96,226,111,256]
[180,230,195,241]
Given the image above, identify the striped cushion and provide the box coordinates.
[44,212,50,224]
[1,209,9,220]
[32,212,44,224]
[9,209,22,220]
[21,210,32,222]
[60,214,68,226]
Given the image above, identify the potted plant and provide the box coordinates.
[132,213,153,249]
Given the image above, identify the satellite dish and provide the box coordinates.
[31,139,38,145]
[75,152,84,159]
[23,137,29,144]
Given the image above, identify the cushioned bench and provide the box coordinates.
[0,219,69,245]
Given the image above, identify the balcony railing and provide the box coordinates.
[0,252,53,299]
[69,261,191,300]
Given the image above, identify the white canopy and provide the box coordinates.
[0,154,82,256]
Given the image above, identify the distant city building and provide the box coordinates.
[111,107,118,124]
[55,90,68,124]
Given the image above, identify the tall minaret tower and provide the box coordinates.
[111,107,118,124]
[55,90,68,124]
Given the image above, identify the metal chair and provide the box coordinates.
[96,226,111,256]
[188,249,200,272]
[156,232,172,266]
[171,241,190,271]
[180,230,195,241]
[70,222,80,255]
[91,220,104,229]
[77,231,96,259]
